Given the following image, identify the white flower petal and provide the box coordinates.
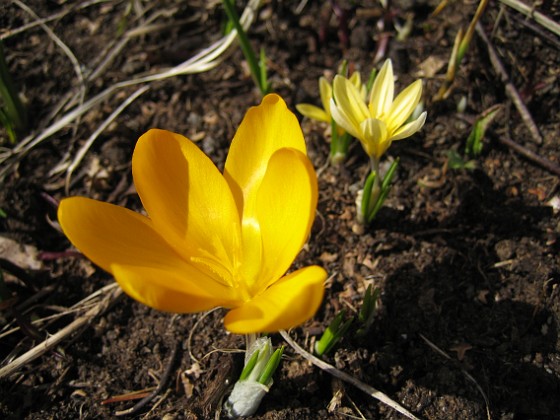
[386,80,423,133]
[368,59,394,118]
[391,111,427,141]
[333,75,370,123]
[319,77,333,115]
[296,103,330,123]
[330,98,361,139]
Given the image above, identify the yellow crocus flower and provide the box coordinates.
[58,94,326,334]
[330,59,427,160]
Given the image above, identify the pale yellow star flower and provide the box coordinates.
[296,72,366,126]
[330,59,427,160]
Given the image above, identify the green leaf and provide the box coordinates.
[361,170,377,223]
[446,150,477,170]
[0,107,17,144]
[0,41,27,143]
[337,60,348,77]
[258,346,284,386]
[356,285,380,337]
[367,158,399,223]
[358,284,374,324]
[314,311,354,357]
[239,348,260,381]
[259,47,269,94]
[465,104,501,157]
[366,68,377,95]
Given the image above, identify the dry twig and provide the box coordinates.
[475,22,543,145]
[114,341,179,417]
[497,135,560,177]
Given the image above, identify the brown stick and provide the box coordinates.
[498,136,560,177]
[114,341,179,416]
[475,22,543,145]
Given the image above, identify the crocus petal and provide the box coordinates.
[224,94,306,218]
[386,79,423,133]
[330,98,361,139]
[132,129,241,283]
[251,148,318,292]
[368,59,394,118]
[349,71,362,89]
[58,197,180,273]
[223,94,308,294]
[319,76,333,115]
[391,111,427,141]
[57,197,236,302]
[295,103,330,123]
[360,118,388,158]
[223,265,327,333]
[112,265,238,313]
[350,72,367,102]
[332,75,370,125]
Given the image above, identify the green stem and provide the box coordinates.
[329,121,350,164]
[367,157,382,217]
[371,157,381,187]
[221,0,267,95]
[246,333,257,351]
[458,0,489,64]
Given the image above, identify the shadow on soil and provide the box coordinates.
[371,170,560,418]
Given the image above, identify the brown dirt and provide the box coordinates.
[1,1,559,419]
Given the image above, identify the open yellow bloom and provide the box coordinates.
[296,72,366,125]
[330,59,427,159]
[58,94,326,334]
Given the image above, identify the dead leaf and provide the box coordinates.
[0,236,42,271]
[319,252,338,263]
[415,55,447,78]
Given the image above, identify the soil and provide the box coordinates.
[1,1,559,419]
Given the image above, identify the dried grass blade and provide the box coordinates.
[64,85,150,192]
[0,0,261,179]
[280,330,420,420]
[0,284,122,379]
